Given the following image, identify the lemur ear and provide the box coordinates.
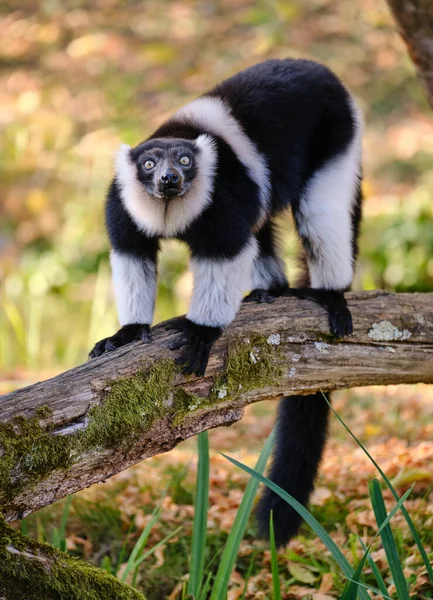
[114,143,133,179]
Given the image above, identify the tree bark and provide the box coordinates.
[387,0,433,109]
[0,518,146,599]
[0,291,432,522]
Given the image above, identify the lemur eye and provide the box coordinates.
[144,160,155,169]
[179,156,190,166]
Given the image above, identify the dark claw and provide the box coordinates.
[105,340,118,352]
[168,337,187,351]
[89,338,109,358]
[141,329,152,343]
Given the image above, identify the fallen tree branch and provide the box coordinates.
[0,517,146,599]
[387,0,433,109]
[0,291,432,522]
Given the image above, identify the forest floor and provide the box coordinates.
[19,383,433,599]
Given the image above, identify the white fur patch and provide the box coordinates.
[115,135,217,237]
[110,250,157,325]
[174,96,271,216]
[298,99,363,290]
[187,238,258,327]
[251,254,288,290]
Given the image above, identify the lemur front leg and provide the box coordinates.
[167,238,258,376]
[89,249,157,358]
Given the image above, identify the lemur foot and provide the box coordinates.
[89,323,152,358]
[243,284,290,304]
[282,288,352,338]
[166,317,222,376]
[243,288,276,304]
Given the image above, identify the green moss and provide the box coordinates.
[0,339,280,505]
[0,359,179,505]
[35,405,53,420]
[0,517,145,600]
[84,359,178,449]
[170,388,212,427]
[0,417,74,502]
[212,333,282,401]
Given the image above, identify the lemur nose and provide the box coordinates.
[160,171,179,185]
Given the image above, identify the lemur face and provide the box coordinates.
[131,138,199,200]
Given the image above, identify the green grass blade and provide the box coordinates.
[120,494,165,583]
[368,479,410,600]
[188,431,210,597]
[373,484,414,540]
[58,495,72,553]
[116,519,135,576]
[358,537,389,597]
[50,527,60,549]
[340,548,369,600]
[210,430,275,600]
[269,512,282,600]
[222,453,370,600]
[345,579,394,599]
[131,525,183,586]
[197,571,213,600]
[240,550,257,600]
[101,555,113,575]
[324,393,433,584]
[20,519,28,537]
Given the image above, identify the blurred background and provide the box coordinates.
[1,0,433,384]
[1,1,432,598]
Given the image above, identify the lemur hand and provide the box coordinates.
[166,317,222,376]
[89,323,152,358]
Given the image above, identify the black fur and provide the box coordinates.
[179,137,261,260]
[89,324,151,358]
[208,59,355,211]
[166,317,222,376]
[105,179,160,259]
[256,393,331,546]
[89,58,364,546]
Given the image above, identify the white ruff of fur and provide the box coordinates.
[115,134,217,237]
[251,254,288,290]
[187,238,258,327]
[110,250,157,325]
[174,96,271,217]
[298,98,363,290]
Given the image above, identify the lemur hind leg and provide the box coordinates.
[243,220,289,304]
[291,147,363,338]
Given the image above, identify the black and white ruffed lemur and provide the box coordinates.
[89,59,363,547]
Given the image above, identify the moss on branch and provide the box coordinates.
[0,359,180,504]
[0,517,145,599]
[0,334,283,507]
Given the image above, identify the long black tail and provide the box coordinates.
[255,392,330,547]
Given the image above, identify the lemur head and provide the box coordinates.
[115,134,217,236]
[129,138,199,200]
